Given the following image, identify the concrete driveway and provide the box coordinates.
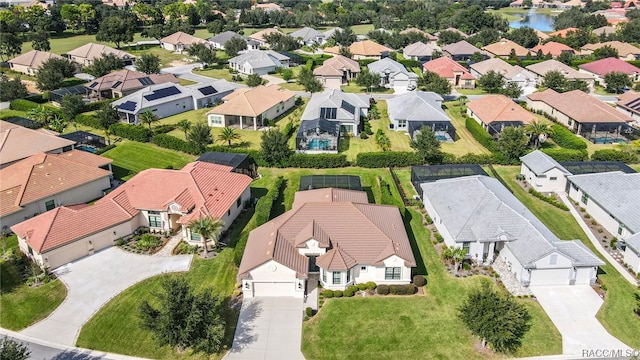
[224,297,304,360]
[531,285,631,356]
[21,247,192,346]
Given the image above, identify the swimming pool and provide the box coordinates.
[76,145,97,153]
[308,138,331,150]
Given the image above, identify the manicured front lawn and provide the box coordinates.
[193,67,237,82]
[0,235,67,331]
[341,82,394,94]
[456,88,488,95]
[278,81,305,91]
[442,102,492,156]
[493,165,640,349]
[101,140,195,180]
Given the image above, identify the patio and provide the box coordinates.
[577,123,640,144]
[296,118,340,154]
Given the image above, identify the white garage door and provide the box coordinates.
[393,79,408,88]
[529,268,570,286]
[253,282,295,297]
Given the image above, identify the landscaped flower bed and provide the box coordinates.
[172,241,200,255]
[117,232,168,255]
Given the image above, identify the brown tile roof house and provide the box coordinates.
[8,50,64,75]
[535,29,550,41]
[237,188,416,297]
[531,41,576,57]
[482,38,531,58]
[66,43,135,66]
[86,69,179,99]
[615,91,640,125]
[525,59,595,84]
[527,89,634,124]
[442,40,486,61]
[581,41,640,60]
[1,151,112,227]
[403,41,440,60]
[324,40,393,60]
[248,27,283,46]
[423,56,476,88]
[0,120,76,168]
[313,55,360,89]
[11,161,252,268]
[160,31,207,53]
[466,95,536,132]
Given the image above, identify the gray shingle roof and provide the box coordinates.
[420,176,603,267]
[367,58,418,80]
[386,91,449,122]
[289,27,321,42]
[228,50,289,70]
[520,150,571,176]
[567,172,640,234]
[442,40,482,55]
[403,41,439,57]
[301,89,370,122]
[626,232,640,255]
[208,31,244,45]
[552,240,605,266]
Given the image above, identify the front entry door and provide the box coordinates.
[308,255,319,273]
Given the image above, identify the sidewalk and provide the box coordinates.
[558,193,638,286]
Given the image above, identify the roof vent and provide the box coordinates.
[45,173,50,176]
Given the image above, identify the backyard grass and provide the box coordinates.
[493,165,640,350]
[278,81,305,91]
[455,88,488,95]
[630,164,640,172]
[0,235,67,331]
[127,45,196,67]
[192,67,237,82]
[101,140,195,180]
[442,102,492,156]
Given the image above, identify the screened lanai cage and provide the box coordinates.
[408,121,456,142]
[560,161,637,175]
[50,85,89,104]
[577,122,640,144]
[296,118,340,153]
[486,121,525,138]
[299,175,362,191]
[411,164,488,198]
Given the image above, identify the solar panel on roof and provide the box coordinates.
[111,81,122,89]
[139,77,154,86]
[118,101,137,111]
[143,86,181,101]
[89,82,98,88]
[340,100,355,115]
[198,86,218,96]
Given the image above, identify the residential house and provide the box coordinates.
[313,55,360,89]
[248,27,283,48]
[65,43,135,67]
[535,30,550,42]
[227,50,289,75]
[531,41,577,58]
[624,233,640,275]
[442,40,486,61]
[206,84,295,130]
[548,27,579,38]
[289,27,323,46]
[482,38,531,59]
[592,26,618,37]
[85,70,178,100]
[469,57,536,90]
[112,80,239,124]
[160,32,207,53]
[526,89,634,142]
[1,151,112,230]
[423,56,476,89]
[252,2,281,12]
[8,50,64,76]
[615,91,640,125]
[237,188,416,297]
[578,57,640,86]
[300,89,369,136]
[11,161,252,269]
[581,41,640,60]
[367,58,419,89]
[466,95,536,135]
[386,91,454,141]
[421,175,604,286]
[207,31,245,50]
[526,59,595,87]
[520,150,572,193]
[0,120,75,169]
[403,41,440,62]
[567,171,640,241]
[436,28,468,39]
[401,28,438,45]
[324,40,392,60]
[319,27,343,45]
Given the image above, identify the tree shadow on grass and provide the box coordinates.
[403,210,427,277]
[338,136,350,153]
[362,186,375,204]
[109,164,132,181]
[270,179,288,219]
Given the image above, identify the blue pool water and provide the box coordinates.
[435,134,448,141]
[509,9,555,32]
[76,145,97,153]
[308,138,331,150]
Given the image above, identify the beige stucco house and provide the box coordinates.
[66,43,135,67]
[0,120,76,169]
[313,55,360,89]
[8,50,64,75]
[160,31,208,53]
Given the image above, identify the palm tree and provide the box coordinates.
[104,127,112,145]
[217,126,241,146]
[176,119,191,140]
[525,119,553,149]
[139,110,159,129]
[27,106,53,126]
[188,216,225,256]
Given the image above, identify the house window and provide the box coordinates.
[360,266,367,272]
[346,269,351,283]
[191,231,201,241]
[581,192,589,205]
[550,177,557,181]
[550,254,557,265]
[385,267,401,280]
[567,119,572,126]
[462,242,470,255]
[45,200,55,211]
[236,197,242,208]
[398,120,407,128]
[333,271,341,284]
[465,80,472,86]
[320,107,337,119]
[618,223,625,235]
[227,209,231,217]
[322,269,327,283]
[148,211,161,227]
[537,174,547,178]
[571,183,578,191]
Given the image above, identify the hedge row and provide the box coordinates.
[254,176,285,227]
[465,117,498,153]
[76,114,102,129]
[287,153,349,168]
[540,148,588,162]
[10,99,43,111]
[376,284,417,295]
[591,149,638,163]
[109,123,153,142]
[528,188,569,211]
[83,98,115,112]
[151,134,198,154]
[379,177,404,215]
[550,124,587,150]
[95,144,116,155]
[356,151,423,168]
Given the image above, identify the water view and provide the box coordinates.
[509,8,556,32]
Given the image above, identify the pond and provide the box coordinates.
[509,8,556,32]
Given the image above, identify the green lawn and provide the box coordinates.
[488,7,556,22]
[0,235,67,331]
[630,164,640,172]
[341,82,394,94]
[350,24,375,35]
[442,102,492,156]
[493,166,640,350]
[101,140,195,180]
[193,67,237,82]
[456,88,488,95]
[127,45,196,67]
[278,81,305,91]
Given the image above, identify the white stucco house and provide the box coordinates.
[520,150,572,193]
[623,233,640,275]
[237,188,416,298]
[227,50,289,76]
[421,175,604,286]
[367,57,418,89]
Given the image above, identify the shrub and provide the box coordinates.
[434,233,444,243]
[359,132,368,139]
[95,144,116,155]
[424,215,433,224]
[465,117,497,152]
[356,151,423,168]
[528,188,569,211]
[305,307,313,317]
[591,219,598,226]
[550,124,587,150]
[452,152,496,165]
[152,134,197,154]
[390,284,417,295]
[287,153,350,168]
[9,99,40,111]
[334,290,343,298]
[462,263,471,271]
[74,113,102,129]
[254,176,285,226]
[413,275,426,287]
[136,234,161,250]
[153,124,177,135]
[357,283,368,291]
[376,285,390,295]
[591,149,637,163]
[322,290,334,298]
[365,281,377,290]
[344,286,357,297]
[540,148,588,162]
[109,123,152,142]
[84,98,115,112]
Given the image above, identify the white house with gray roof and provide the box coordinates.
[386,91,454,141]
[208,31,246,50]
[300,89,370,136]
[421,175,604,286]
[567,172,640,241]
[367,58,418,89]
[520,150,572,193]
[623,233,640,275]
[228,50,289,75]
[289,27,323,46]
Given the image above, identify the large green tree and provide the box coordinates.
[525,119,554,149]
[541,70,567,92]
[410,126,444,164]
[96,102,120,130]
[604,72,632,94]
[30,30,50,52]
[138,276,226,354]
[188,121,213,154]
[186,43,217,67]
[502,82,523,99]
[506,27,539,49]
[176,119,192,140]
[136,53,161,74]
[0,73,27,102]
[418,71,452,96]
[187,216,224,255]
[261,128,291,167]
[84,53,124,77]
[0,336,30,360]
[355,69,382,93]
[497,126,528,162]
[96,16,135,49]
[224,37,247,57]
[36,57,76,91]
[458,281,531,353]
[245,73,263,87]
[60,94,84,124]
[593,45,618,60]
[477,70,505,94]
[0,33,22,61]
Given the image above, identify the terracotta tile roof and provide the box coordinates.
[581,41,640,57]
[8,50,63,69]
[548,27,579,38]
[422,56,475,80]
[53,150,113,168]
[346,40,393,56]
[0,120,76,166]
[161,31,207,46]
[467,95,536,125]
[313,55,360,76]
[207,84,295,118]
[527,89,633,123]
[579,57,640,76]
[66,43,133,62]
[87,70,178,93]
[535,30,550,41]
[482,39,531,57]
[403,41,439,57]
[292,188,369,206]
[249,28,283,42]
[531,41,576,57]
[0,152,111,217]
[238,189,416,278]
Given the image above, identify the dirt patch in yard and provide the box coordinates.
[169,59,192,67]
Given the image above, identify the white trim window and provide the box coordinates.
[385,267,401,280]
[333,271,341,284]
